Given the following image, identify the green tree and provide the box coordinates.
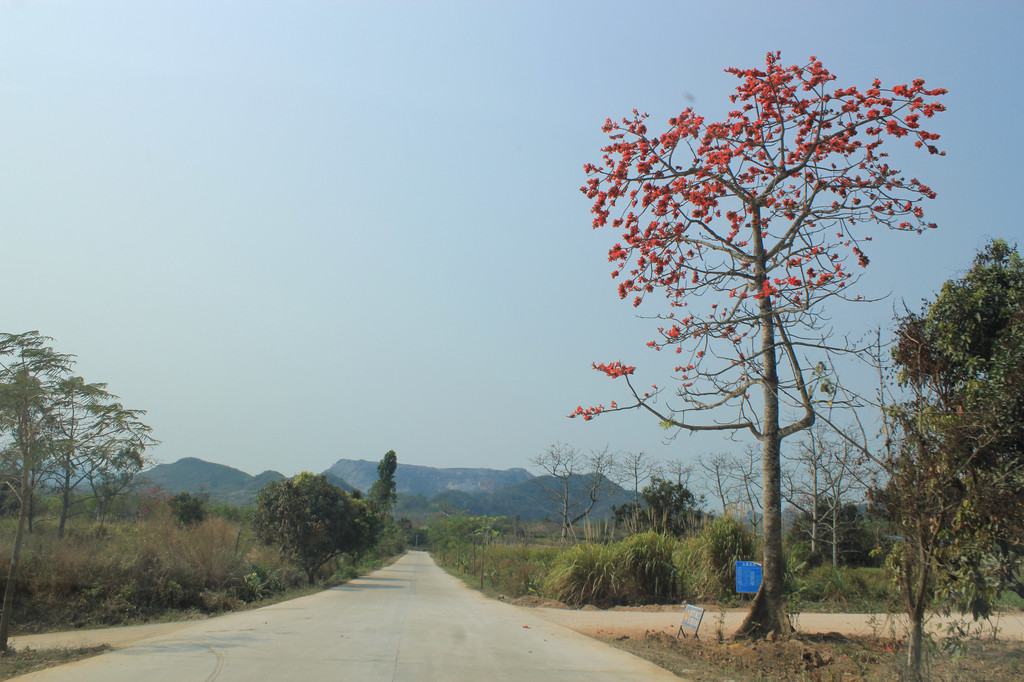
[169,491,207,526]
[640,477,705,536]
[612,476,704,536]
[368,449,398,513]
[872,239,1024,678]
[0,332,73,651]
[253,472,377,584]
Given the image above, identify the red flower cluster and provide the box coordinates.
[592,361,635,378]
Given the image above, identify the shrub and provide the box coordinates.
[613,531,681,604]
[478,544,559,597]
[543,543,618,607]
[676,516,758,601]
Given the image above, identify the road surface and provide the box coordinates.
[11,551,676,681]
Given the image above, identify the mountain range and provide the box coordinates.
[137,457,287,506]
[324,458,533,497]
[137,457,629,520]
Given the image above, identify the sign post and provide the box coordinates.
[676,603,705,639]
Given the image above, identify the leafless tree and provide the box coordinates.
[783,424,869,566]
[661,459,695,488]
[697,452,735,516]
[531,442,618,540]
[615,450,658,532]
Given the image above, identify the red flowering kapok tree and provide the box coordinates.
[572,52,945,638]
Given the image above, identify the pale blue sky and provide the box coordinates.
[1,1,1021,476]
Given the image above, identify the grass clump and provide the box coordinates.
[543,542,619,607]
[676,515,758,602]
[613,531,681,604]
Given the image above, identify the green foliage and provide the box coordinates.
[541,532,682,607]
[676,516,758,601]
[614,477,705,536]
[799,566,892,606]
[543,542,619,607]
[884,239,1024,624]
[613,531,681,604]
[368,450,398,513]
[428,517,897,611]
[474,544,559,596]
[168,492,207,526]
[253,473,378,584]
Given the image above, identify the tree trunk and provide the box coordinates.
[831,494,840,568]
[0,466,32,651]
[735,427,791,638]
[27,489,34,535]
[904,538,930,681]
[735,237,792,639]
[58,470,72,539]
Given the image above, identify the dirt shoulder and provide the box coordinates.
[7,621,202,653]
[520,602,1024,642]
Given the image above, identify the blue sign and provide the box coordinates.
[735,560,762,593]
[677,603,705,639]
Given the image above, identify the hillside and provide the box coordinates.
[137,457,287,506]
[324,458,533,497]
[397,474,632,522]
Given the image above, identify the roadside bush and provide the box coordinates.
[0,511,307,632]
[799,566,892,607]
[478,544,559,597]
[675,516,758,601]
[543,542,618,607]
[613,531,681,604]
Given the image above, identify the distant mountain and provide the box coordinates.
[324,458,533,497]
[138,457,287,506]
[401,474,632,522]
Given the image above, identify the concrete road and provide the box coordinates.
[12,551,676,681]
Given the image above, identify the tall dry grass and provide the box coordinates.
[0,510,303,633]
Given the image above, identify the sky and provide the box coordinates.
[1,1,1022,477]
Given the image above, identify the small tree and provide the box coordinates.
[169,491,207,526]
[641,476,704,536]
[254,472,377,584]
[573,52,946,637]
[868,240,1024,678]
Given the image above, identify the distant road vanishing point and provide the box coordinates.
[13,551,676,681]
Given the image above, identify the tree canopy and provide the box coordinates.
[253,472,377,584]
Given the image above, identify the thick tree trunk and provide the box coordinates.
[734,427,792,638]
[735,238,792,639]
